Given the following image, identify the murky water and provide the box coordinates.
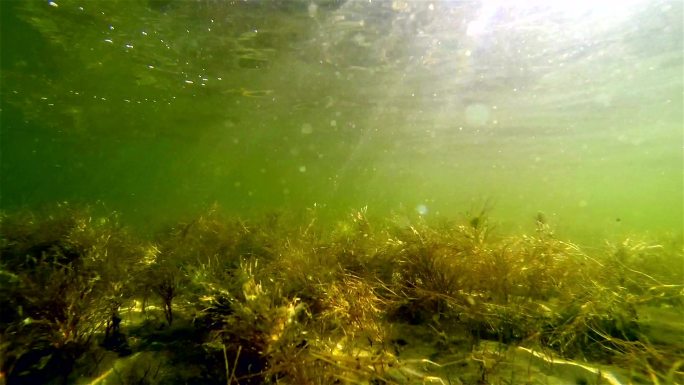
[1,0,682,243]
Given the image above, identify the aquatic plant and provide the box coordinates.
[0,204,145,383]
[1,204,682,384]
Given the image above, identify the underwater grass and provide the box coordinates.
[0,203,682,384]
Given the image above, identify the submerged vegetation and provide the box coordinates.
[0,203,682,385]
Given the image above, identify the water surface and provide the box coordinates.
[1,0,682,243]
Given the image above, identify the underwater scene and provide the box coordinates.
[0,0,682,384]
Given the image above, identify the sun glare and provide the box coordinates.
[467,0,646,37]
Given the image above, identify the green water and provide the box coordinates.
[1,0,682,243]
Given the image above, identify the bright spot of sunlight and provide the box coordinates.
[466,0,646,37]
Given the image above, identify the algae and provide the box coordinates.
[1,204,682,384]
